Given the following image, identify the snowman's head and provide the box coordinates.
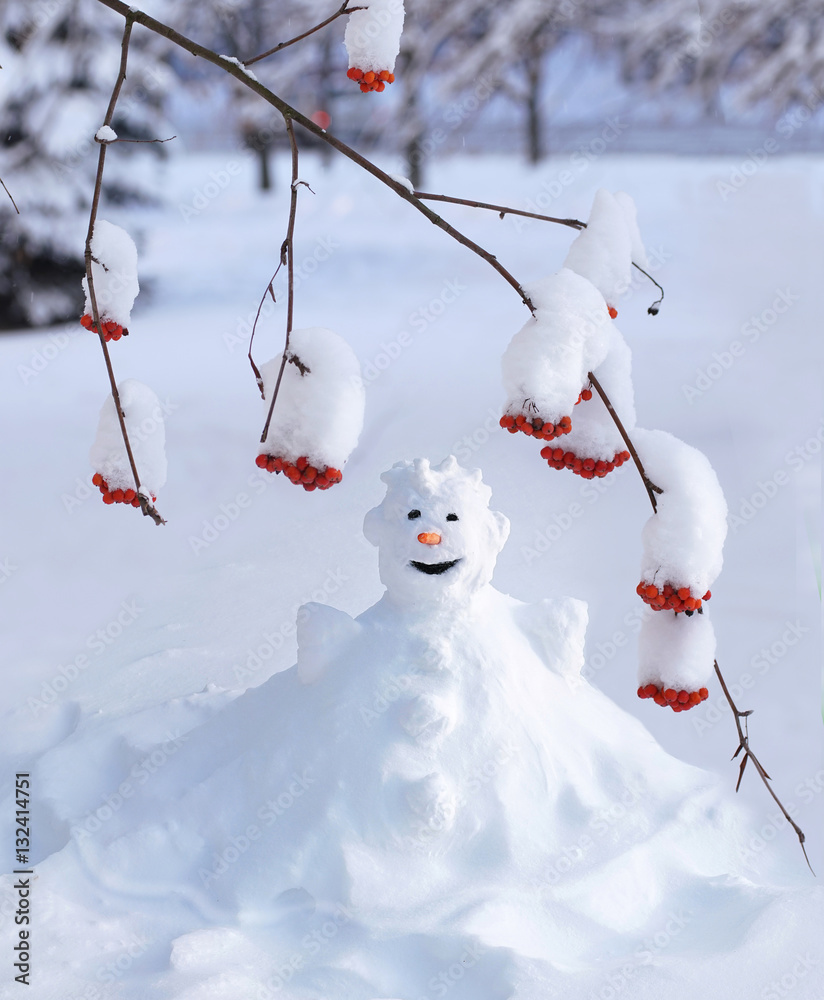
[364,457,510,608]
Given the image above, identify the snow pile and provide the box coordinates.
[259,326,365,474]
[344,0,405,73]
[635,428,728,596]
[94,124,118,143]
[501,268,611,424]
[81,219,139,330]
[564,189,639,312]
[89,379,167,495]
[16,456,823,1000]
[639,606,717,691]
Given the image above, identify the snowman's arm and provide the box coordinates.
[514,597,588,680]
[296,602,361,684]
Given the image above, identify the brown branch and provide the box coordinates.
[587,370,662,513]
[1,176,19,214]
[714,660,813,874]
[107,135,177,144]
[413,191,585,231]
[245,1,366,66]
[248,270,281,398]
[84,15,165,526]
[260,117,300,445]
[90,0,534,314]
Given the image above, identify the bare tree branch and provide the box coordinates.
[245,1,366,66]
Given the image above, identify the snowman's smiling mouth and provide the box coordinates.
[409,558,461,575]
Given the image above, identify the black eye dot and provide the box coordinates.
[407,509,421,520]
[446,513,458,521]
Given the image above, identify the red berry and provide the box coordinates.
[664,688,677,702]
[296,456,308,471]
[363,71,375,84]
[112,489,125,502]
[102,493,114,504]
[124,489,136,502]
[347,67,363,81]
[92,472,103,487]
[608,305,618,319]
[581,388,592,401]
[699,687,709,701]
[256,454,268,469]
[677,690,689,704]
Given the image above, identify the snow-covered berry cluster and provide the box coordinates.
[346,67,395,92]
[257,327,364,493]
[92,473,153,507]
[541,446,630,479]
[637,683,709,712]
[636,582,711,614]
[499,413,572,441]
[90,379,166,514]
[255,454,342,491]
[344,0,403,93]
[81,220,139,344]
[80,314,127,341]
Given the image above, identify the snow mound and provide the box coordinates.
[639,606,717,692]
[260,326,365,472]
[344,0,405,73]
[82,219,139,328]
[89,379,167,495]
[635,428,728,595]
[501,268,611,423]
[564,189,634,310]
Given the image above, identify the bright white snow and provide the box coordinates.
[95,124,118,143]
[89,378,167,495]
[81,218,139,328]
[344,0,405,72]
[259,326,365,471]
[564,189,634,310]
[638,605,717,691]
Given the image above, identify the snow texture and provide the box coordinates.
[635,427,728,594]
[89,379,167,494]
[560,323,636,461]
[81,219,139,328]
[344,0,405,72]
[260,326,365,471]
[19,456,823,999]
[614,189,649,271]
[501,268,611,422]
[564,189,634,309]
[638,606,717,691]
[95,124,117,142]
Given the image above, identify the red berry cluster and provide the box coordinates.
[540,447,630,479]
[636,582,711,613]
[637,683,709,712]
[500,413,572,441]
[346,68,395,92]
[80,314,128,341]
[255,454,342,491]
[92,472,154,507]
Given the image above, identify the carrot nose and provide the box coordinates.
[417,532,441,545]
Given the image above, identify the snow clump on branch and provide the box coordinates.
[345,0,404,92]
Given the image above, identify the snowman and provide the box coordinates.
[53,456,822,1000]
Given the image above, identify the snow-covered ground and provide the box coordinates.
[1,148,822,997]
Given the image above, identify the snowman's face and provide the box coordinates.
[364,482,510,608]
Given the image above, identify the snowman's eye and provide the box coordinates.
[407,509,421,520]
[446,513,458,521]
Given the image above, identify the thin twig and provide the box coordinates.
[632,261,664,315]
[106,135,177,144]
[0,176,19,214]
[91,0,534,314]
[413,190,585,231]
[248,269,282,398]
[714,660,813,874]
[84,15,165,526]
[587,370,663,512]
[245,1,366,66]
[260,117,300,445]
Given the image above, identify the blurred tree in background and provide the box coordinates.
[3,0,824,329]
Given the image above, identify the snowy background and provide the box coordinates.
[1,0,824,993]
[1,144,823,995]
